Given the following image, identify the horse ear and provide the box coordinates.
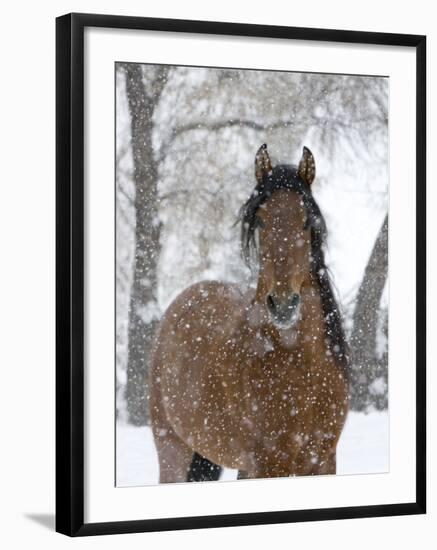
[298,146,316,186]
[255,143,273,184]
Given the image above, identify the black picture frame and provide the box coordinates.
[56,12,426,537]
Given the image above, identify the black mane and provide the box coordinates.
[239,164,349,373]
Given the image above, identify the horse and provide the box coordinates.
[149,144,349,483]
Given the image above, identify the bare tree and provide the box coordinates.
[349,214,388,411]
[123,63,169,425]
[117,65,389,420]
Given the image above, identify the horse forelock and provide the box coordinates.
[240,164,325,266]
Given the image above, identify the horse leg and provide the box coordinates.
[153,421,222,483]
[151,417,195,483]
[187,452,222,482]
[313,452,336,475]
[149,369,194,483]
[327,452,337,474]
[149,367,222,483]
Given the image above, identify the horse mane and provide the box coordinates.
[239,164,349,373]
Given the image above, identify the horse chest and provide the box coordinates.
[240,348,347,442]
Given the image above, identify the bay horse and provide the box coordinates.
[149,144,349,482]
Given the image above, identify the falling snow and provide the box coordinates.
[116,63,389,484]
[116,411,389,486]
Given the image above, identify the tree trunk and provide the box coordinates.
[124,64,168,425]
[349,214,388,411]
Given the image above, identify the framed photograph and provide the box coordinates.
[56,13,426,536]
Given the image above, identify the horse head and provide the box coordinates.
[241,144,321,330]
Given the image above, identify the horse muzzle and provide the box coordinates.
[266,292,301,329]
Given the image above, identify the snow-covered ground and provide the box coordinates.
[116,411,388,487]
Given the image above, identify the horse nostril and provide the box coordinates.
[289,293,300,309]
[266,294,276,313]
[267,293,300,324]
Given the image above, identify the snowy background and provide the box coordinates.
[117,412,389,487]
[115,63,389,486]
